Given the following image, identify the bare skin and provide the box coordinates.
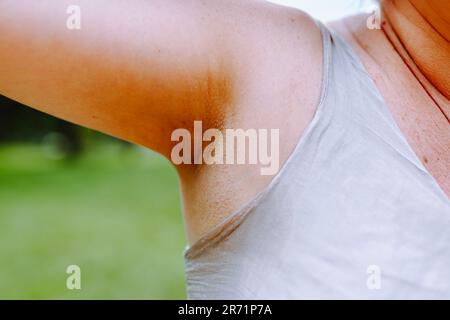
[0,0,448,244]
[331,0,450,200]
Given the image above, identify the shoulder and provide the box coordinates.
[214,1,325,125]
[190,1,326,165]
[221,1,325,151]
[224,1,324,73]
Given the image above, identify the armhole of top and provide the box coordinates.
[184,18,333,260]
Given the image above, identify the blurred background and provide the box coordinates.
[0,0,376,299]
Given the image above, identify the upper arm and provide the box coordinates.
[0,0,237,156]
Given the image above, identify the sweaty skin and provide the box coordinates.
[0,0,448,244]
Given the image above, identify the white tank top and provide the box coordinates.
[184,22,450,299]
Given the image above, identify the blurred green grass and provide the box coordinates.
[0,143,186,299]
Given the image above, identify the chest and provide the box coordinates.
[350,37,450,198]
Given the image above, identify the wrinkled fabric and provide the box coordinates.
[184,22,450,300]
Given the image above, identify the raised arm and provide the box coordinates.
[0,0,323,166]
[0,0,325,241]
[0,0,239,157]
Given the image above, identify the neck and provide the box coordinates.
[381,0,450,114]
